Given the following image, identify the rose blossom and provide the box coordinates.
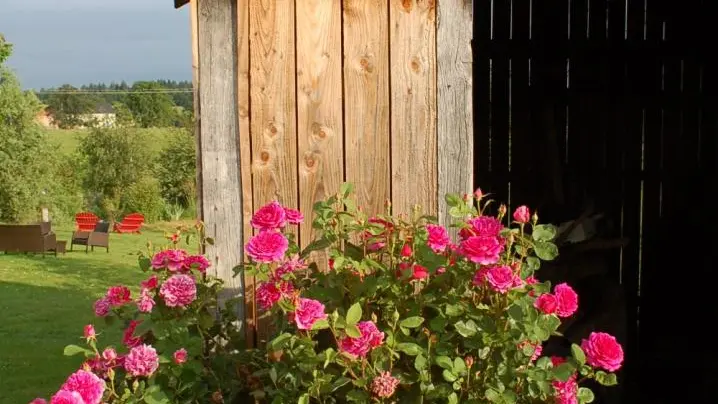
[554,283,578,318]
[461,236,503,265]
[105,286,131,307]
[294,298,327,330]
[256,281,294,310]
[518,341,543,362]
[412,264,429,280]
[50,390,85,404]
[400,243,413,257]
[83,325,95,341]
[513,205,531,223]
[339,321,385,357]
[101,348,117,363]
[284,207,304,225]
[246,231,289,263]
[485,265,515,293]
[151,249,188,272]
[365,218,393,251]
[140,275,158,290]
[426,224,450,253]
[137,288,155,313]
[525,275,538,285]
[273,255,307,280]
[553,375,578,404]
[184,255,211,273]
[159,274,197,308]
[459,216,503,240]
[60,370,105,404]
[250,200,287,230]
[173,348,188,364]
[534,293,558,314]
[122,320,142,348]
[124,344,160,377]
[30,399,47,404]
[581,332,624,372]
[371,371,400,398]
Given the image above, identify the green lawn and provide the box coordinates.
[44,127,177,156]
[0,223,193,403]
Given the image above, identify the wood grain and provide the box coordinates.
[249,0,297,345]
[197,0,245,324]
[236,0,254,348]
[296,0,344,249]
[389,0,437,217]
[343,0,390,217]
[190,0,202,219]
[436,0,473,228]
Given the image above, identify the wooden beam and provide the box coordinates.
[197,0,245,323]
[190,0,202,220]
[436,0,474,227]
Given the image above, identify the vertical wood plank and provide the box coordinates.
[249,0,297,344]
[436,0,473,227]
[197,0,245,323]
[236,0,254,348]
[343,0,391,217]
[190,0,202,219]
[296,0,344,249]
[390,0,437,216]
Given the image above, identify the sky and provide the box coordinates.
[0,0,191,89]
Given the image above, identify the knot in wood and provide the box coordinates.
[260,151,270,162]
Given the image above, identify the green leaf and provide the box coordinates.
[534,241,559,261]
[144,389,170,404]
[346,303,362,326]
[502,390,517,403]
[507,304,524,321]
[445,193,463,208]
[340,182,354,198]
[346,390,369,402]
[435,356,453,370]
[332,377,352,391]
[594,371,618,386]
[454,320,478,337]
[526,256,541,271]
[445,304,465,317]
[312,319,330,330]
[138,257,151,271]
[577,387,595,403]
[453,357,467,375]
[448,392,459,404]
[571,344,586,365]
[532,224,557,242]
[63,344,92,357]
[485,388,501,402]
[345,324,361,338]
[552,363,575,382]
[414,354,428,371]
[400,316,424,329]
[396,342,423,356]
[269,368,278,384]
[300,237,332,258]
[298,394,310,404]
[442,369,458,382]
[270,333,292,350]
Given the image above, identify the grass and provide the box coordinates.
[44,127,177,156]
[0,223,195,403]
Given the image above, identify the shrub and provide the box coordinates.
[120,177,165,223]
[155,129,196,208]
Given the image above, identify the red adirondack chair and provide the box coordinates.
[113,213,145,234]
[75,212,99,232]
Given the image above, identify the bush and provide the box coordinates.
[120,177,165,223]
[155,129,196,208]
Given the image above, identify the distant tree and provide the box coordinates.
[0,34,11,64]
[44,84,98,128]
[123,81,177,128]
[155,129,196,208]
[112,101,135,127]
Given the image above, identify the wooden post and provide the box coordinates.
[190,0,202,220]
[197,0,245,324]
[437,0,474,227]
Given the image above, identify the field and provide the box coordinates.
[0,222,195,403]
[44,127,177,156]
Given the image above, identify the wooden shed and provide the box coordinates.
[176,0,473,347]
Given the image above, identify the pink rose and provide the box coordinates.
[160,274,197,308]
[124,344,160,377]
[250,200,287,230]
[554,283,578,317]
[426,224,450,253]
[294,298,327,330]
[173,348,188,364]
[101,348,117,363]
[371,371,400,398]
[137,288,155,313]
[60,370,105,404]
[518,341,543,362]
[581,332,624,372]
[273,255,307,280]
[437,267,446,274]
[30,399,47,404]
[105,286,131,307]
[474,188,483,199]
[184,255,211,273]
[472,267,488,286]
[553,374,578,404]
[461,236,503,265]
[151,249,188,272]
[140,275,158,290]
[284,207,304,225]
[551,356,567,367]
[50,391,84,404]
[525,275,538,285]
[256,281,295,310]
[122,320,142,348]
[412,264,429,280]
[513,205,531,223]
[364,218,393,251]
[339,321,385,357]
[459,216,503,240]
[400,243,413,258]
[534,294,558,314]
[83,325,95,341]
[246,231,289,263]
[485,265,515,293]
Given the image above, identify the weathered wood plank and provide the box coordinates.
[436,0,473,228]
[343,0,390,217]
[296,0,344,249]
[249,0,297,345]
[197,0,244,323]
[389,0,437,217]
[236,0,254,348]
[190,0,202,219]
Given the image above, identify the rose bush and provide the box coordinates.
[242,184,623,403]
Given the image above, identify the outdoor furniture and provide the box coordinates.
[113,213,145,234]
[54,240,67,255]
[0,222,57,256]
[71,221,110,253]
[75,212,99,232]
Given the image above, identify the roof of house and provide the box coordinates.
[94,102,115,114]
[174,0,189,8]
